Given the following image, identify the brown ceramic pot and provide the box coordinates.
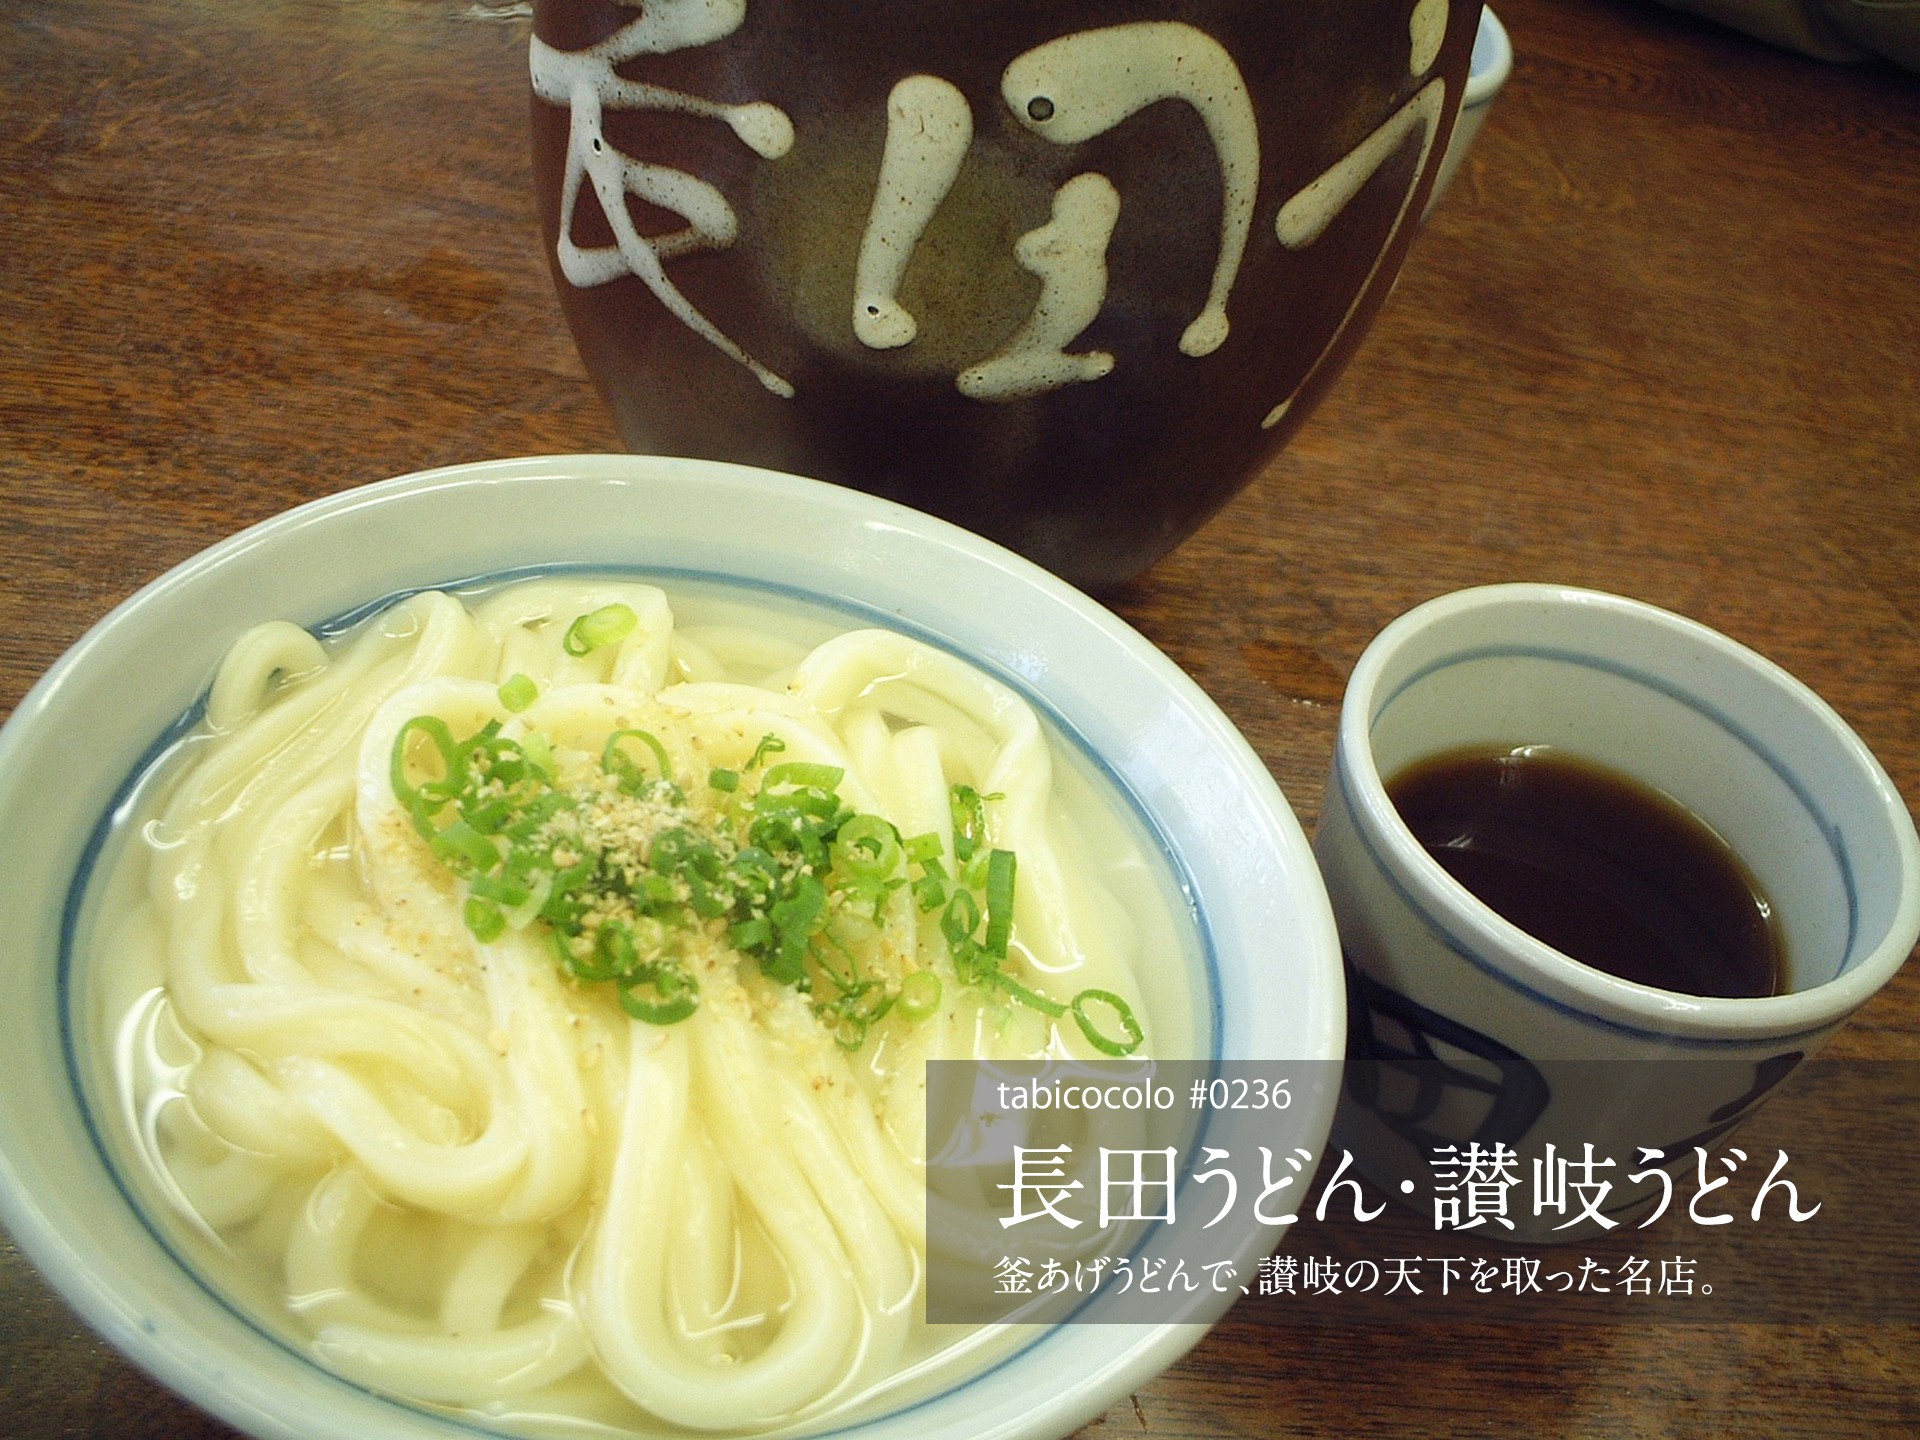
[532,0,1478,591]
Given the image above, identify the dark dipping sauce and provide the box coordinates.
[1387,746,1785,999]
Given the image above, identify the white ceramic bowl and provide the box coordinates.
[0,454,1344,1440]
[1424,5,1513,217]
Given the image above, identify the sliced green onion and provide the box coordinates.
[769,874,827,947]
[617,962,699,1025]
[568,920,637,983]
[563,602,638,656]
[729,847,779,906]
[815,980,893,1050]
[982,849,1016,957]
[432,819,501,873]
[636,872,678,908]
[1072,989,1144,1056]
[912,872,949,912]
[464,896,507,944]
[518,729,554,778]
[896,969,942,1021]
[834,814,901,876]
[392,707,1000,1050]
[950,784,1000,863]
[497,673,538,713]
[499,871,553,931]
[469,868,534,907]
[832,816,904,916]
[940,889,981,950]
[390,715,461,833]
[730,915,772,953]
[762,761,845,792]
[993,970,1066,1018]
[602,728,673,792]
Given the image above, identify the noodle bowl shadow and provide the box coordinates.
[0,455,1343,1440]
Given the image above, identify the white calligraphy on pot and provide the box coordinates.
[531,0,1453,414]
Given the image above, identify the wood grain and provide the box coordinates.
[2,0,1916,1435]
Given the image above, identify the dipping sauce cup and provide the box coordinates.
[1314,584,1920,1241]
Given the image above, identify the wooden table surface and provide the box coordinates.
[2,0,1916,1435]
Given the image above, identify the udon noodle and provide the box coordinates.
[81,576,1189,1435]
